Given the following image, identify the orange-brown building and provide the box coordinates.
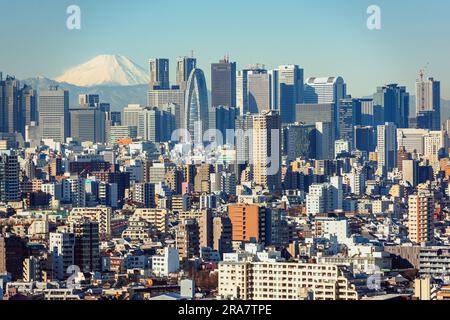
[227,204,266,243]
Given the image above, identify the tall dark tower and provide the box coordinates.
[211,55,236,108]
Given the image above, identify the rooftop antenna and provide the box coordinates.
[190,50,194,58]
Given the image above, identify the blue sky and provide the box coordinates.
[0,0,449,98]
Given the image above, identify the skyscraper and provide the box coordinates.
[184,68,209,143]
[0,150,20,203]
[39,86,70,143]
[176,56,197,91]
[208,105,238,145]
[247,67,273,114]
[304,76,346,104]
[416,75,440,131]
[377,122,397,175]
[277,65,304,124]
[295,103,336,128]
[373,84,409,128]
[283,123,316,161]
[236,69,249,115]
[70,107,106,143]
[149,58,170,89]
[137,107,175,143]
[338,98,361,147]
[315,122,335,160]
[252,111,282,191]
[211,57,236,108]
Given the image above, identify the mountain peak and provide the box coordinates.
[55,54,149,87]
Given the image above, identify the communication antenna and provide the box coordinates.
[190,50,194,58]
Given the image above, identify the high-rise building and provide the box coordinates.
[315,122,335,160]
[0,150,20,203]
[211,57,236,108]
[247,67,273,114]
[123,104,144,128]
[236,69,249,114]
[276,65,304,124]
[295,103,336,142]
[338,98,361,146]
[305,183,335,215]
[408,191,434,245]
[283,123,316,161]
[149,58,170,89]
[373,84,409,128]
[70,108,106,143]
[416,75,440,131]
[176,56,197,91]
[0,234,28,281]
[208,105,238,145]
[228,204,266,244]
[252,111,282,191]
[304,76,346,104]
[184,68,209,143]
[137,107,175,143]
[39,86,70,143]
[78,94,99,108]
[377,122,397,175]
[70,219,100,273]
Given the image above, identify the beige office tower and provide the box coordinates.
[415,76,440,131]
[408,191,434,245]
[252,111,281,191]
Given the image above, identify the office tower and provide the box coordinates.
[315,122,335,160]
[416,75,440,131]
[110,111,122,126]
[283,123,316,161]
[247,67,273,113]
[295,103,335,126]
[160,103,181,130]
[70,108,106,143]
[78,94,99,107]
[137,107,175,143]
[424,130,446,170]
[338,98,361,146]
[235,113,254,165]
[228,204,266,244]
[109,126,137,145]
[0,76,37,137]
[402,159,419,187]
[147,89,185,123]
[149,58,170,89]
[373,84,409,128]
[408,191,434,245]
[304,76,346,104]
[39,86,70,143]
[236,69,249,114]
[0,150,20,203]
[176,56,197,91]
[49,232,75,280]
[20,85,37,134]
[208,105,238,145]
[211,56,236,108]
[377,122,397,175]
[360,98,375,126]
[0,234,28,281]
[176,219,200,260]
[123,104,144,128]
[277,65,304,124]
[213,216,232,256]
[397,128,428,155]
[184,68,209,143]
[252,111,282,191]
[70,219,100,272]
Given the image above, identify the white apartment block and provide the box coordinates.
[218,261,359,300]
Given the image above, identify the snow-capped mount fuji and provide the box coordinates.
[55,54,149,87]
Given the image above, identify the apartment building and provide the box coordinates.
[218,261,360,300]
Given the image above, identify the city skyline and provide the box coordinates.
[0,0,449,98]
